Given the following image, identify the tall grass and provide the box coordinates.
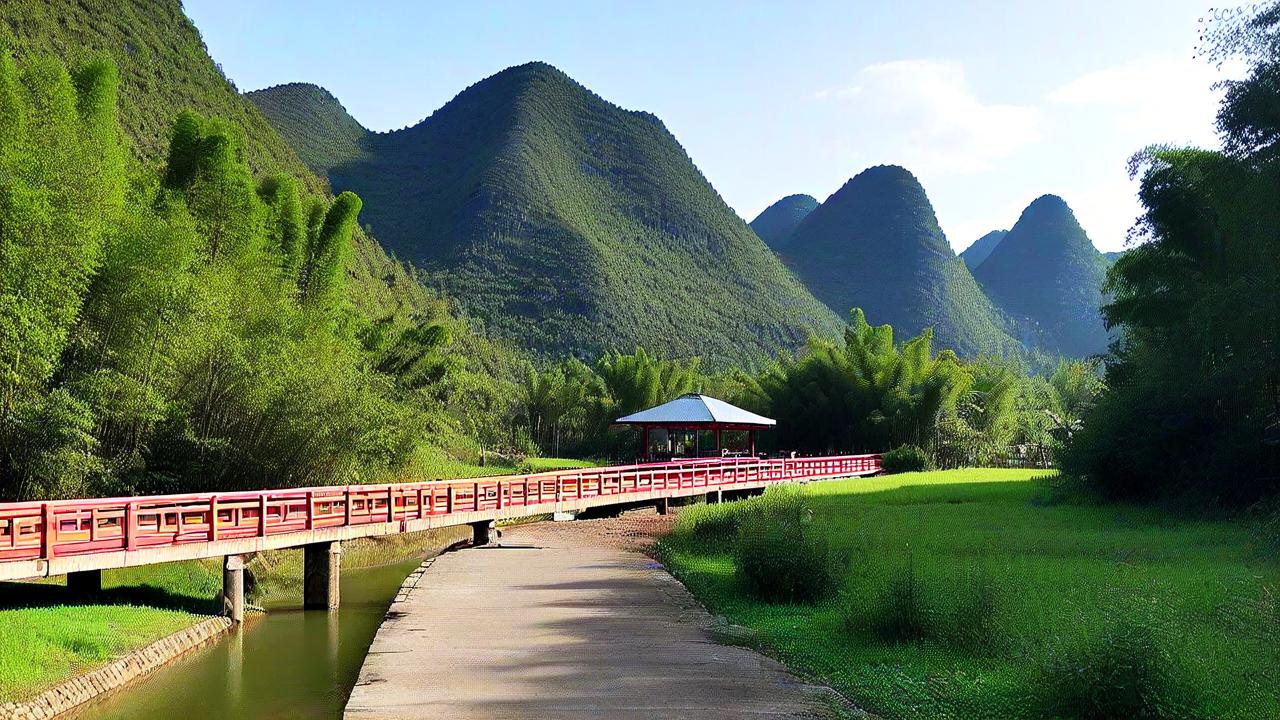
[733,488,839,603]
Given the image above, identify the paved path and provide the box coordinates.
[344,520,840,720]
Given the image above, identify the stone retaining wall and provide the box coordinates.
[0,615,233,720]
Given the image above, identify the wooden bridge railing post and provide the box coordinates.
[125,501,136,551]
[259,494,268,537]
[40,503,52,560]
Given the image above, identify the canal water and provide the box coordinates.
[68,557,422,720]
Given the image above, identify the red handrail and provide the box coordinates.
[0,454,880,564]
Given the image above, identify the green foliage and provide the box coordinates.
[672,498,744,543]
[1065,10,1280,505]
[1038,616,1194,720]
[257,174,307,277]
[732,488,838,603]
[0,49,125,498]
[744,308,973,455]
[517,347,705,458]
[846,552,1003,652]
[972,195,1111,357]
[249,64,845,367]
[301,190,361,312]
[880,445,932,474]
[0,49,529,499]
[779,165,1021,357]
[748,193,817,249]
[0,0,433,333]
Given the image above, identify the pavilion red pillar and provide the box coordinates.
[640,426,650,462]
[748,429,756,457]
[715,428,723,456]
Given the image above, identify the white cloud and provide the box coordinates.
[814,60,1042,175]
[1047,55,1241,148]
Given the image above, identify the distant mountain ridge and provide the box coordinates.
[961,230,1008,270]
[972,195,1110,356]
[750,194,818,249]
[250,63,843,366]
[779,165,1020,356]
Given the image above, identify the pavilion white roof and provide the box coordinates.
[613,394,775,427]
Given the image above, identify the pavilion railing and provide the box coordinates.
[0,454,880,564]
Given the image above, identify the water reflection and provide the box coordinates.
[68,558,422,720]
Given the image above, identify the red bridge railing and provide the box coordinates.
[0,454,879,564]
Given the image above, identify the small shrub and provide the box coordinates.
[673,499,743,543]
[733,488,838,603]
[848,552,1003,650]
[867,549,932,641]
[1038,617,1193,720]
[881,444,932,474]
[947,561,1002,651]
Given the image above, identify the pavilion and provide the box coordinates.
[613,393,776,461]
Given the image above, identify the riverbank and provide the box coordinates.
[657,469,1280,719]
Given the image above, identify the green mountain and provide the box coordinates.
[249,64,843,366]
[972,195,1110,356]
[0,0,427,321]
[780,165,1020,356]
[750,194,819,249]
[961,230,1008,270]
[1103,250,1124,264]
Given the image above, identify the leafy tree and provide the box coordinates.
[1064,4,1280,504]
[746,309,972,456]
[0,50,125,498]
[258,173,307,277]
[302,191,360,312]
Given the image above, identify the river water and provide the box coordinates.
[68,557,421,720]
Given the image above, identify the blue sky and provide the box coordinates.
[187,0,1242,252]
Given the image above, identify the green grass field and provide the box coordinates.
[659,469,1280,719]
[0,458,595,703]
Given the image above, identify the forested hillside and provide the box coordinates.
[248,82,369,174]
[749,194,818,249]
[0,1,542,500]
[249,63,844,367]
[780,165,1020,356]
[0,0,427,323]
[973,195,1110,356]
[960,229,1008,270]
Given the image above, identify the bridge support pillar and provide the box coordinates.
[656,498,670,516]
[222,555,246,623]
[706,489,723,504]
[552,510,577,522]
[67,569,101,594]
[304,541,342,610]
[471,520,495,546]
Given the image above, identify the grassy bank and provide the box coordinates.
[0,457,598,703]
[657,469,1280,719]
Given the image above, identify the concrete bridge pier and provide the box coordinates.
[66,569,101,594]
[656,497,670,515]
[222,555,246,622]
[304,541,342,610]
[706,489,723,504]
[470,520,495,546]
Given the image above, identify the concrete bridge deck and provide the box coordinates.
[344,519,842,720]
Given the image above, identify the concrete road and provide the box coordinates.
[344,521,841,719]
